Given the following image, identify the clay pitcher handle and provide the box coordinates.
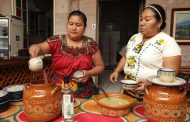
[51,85,61,95]
[145,85,149,95]
[43,70,48,84]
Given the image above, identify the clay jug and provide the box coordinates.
[23,80,62,122]
[143,84,186,122]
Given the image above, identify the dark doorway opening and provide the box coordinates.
[27,0,53,46]
[98,0,144,92]
[99,0,143,70]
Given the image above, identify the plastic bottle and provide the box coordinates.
[62,76,74,122]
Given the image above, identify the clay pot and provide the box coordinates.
[143,84,186,122]
[95,93,135,117]
[23,80,62,122]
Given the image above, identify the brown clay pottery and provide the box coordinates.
[23,80,62,122]
[143,83,186,122]
[95,93,135,117]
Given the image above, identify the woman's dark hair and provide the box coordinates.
[146,4,166,30]
[68,10,87,28]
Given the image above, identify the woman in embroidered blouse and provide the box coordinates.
[29,10,104,99]
[109,4,181,98]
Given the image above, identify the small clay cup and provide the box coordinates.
[120,80,138,90]
[73,70,84,82]
[157,68,176,83]
[29,57,43,72]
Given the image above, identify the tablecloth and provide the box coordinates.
[1,99,190,122]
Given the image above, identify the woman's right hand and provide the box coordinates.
[29,45,42,57]
[109,71,119,83]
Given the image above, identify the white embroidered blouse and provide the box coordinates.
[123,32,181,80]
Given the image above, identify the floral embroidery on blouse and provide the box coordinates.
[129,34,137,42]
[125,71,135,80]
[127,56,136,69]
[47,35,62,42]
[60,35,98,57]
[126,55,137,80]
[133,41,145,53]
[125,34,145,80]
[155,39,165,45]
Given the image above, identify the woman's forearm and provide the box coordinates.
[89,49,105,76]
[88,65,104,76]
[29,41,50,57]
[163,55,181,75]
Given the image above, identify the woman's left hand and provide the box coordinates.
[135,78,151,93]
[78,70,90,83]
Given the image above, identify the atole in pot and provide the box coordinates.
[23,80,62,122]
[143,84,186,122]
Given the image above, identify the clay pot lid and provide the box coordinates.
[148,75,186,87]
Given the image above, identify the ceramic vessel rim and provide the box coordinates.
[29,57,42,60]
[0,90,9,97]
[3,84,24,93]
[29,80,55,86]
[73,70,84,78]
[120,80,138,85]
[148,75,186,86]
[95,93,134,109]
[158,68,176,72]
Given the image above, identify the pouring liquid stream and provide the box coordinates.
[43,69,48,84]
[31,69,48,84]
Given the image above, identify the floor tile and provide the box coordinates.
[98,70,124,93]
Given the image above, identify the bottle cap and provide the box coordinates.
[64,76,70,84]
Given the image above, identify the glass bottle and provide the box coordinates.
[62,76,74,122]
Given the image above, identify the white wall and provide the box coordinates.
[146,0,190,35]
[53,0,97,40]
[146,0,190,67]
[0,0,14,16]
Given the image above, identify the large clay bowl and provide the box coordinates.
[95,93,134,117]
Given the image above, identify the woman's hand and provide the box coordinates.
[78,70,90,83]
[29,45,42,57]
[135,78,151,93]
[109,71,119,83]
[29,41,50,58]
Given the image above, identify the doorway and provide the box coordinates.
[99,0,143,69]
[27,0,53,46]
[98,0,144,91]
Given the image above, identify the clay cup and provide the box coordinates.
[157,68,176,83]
